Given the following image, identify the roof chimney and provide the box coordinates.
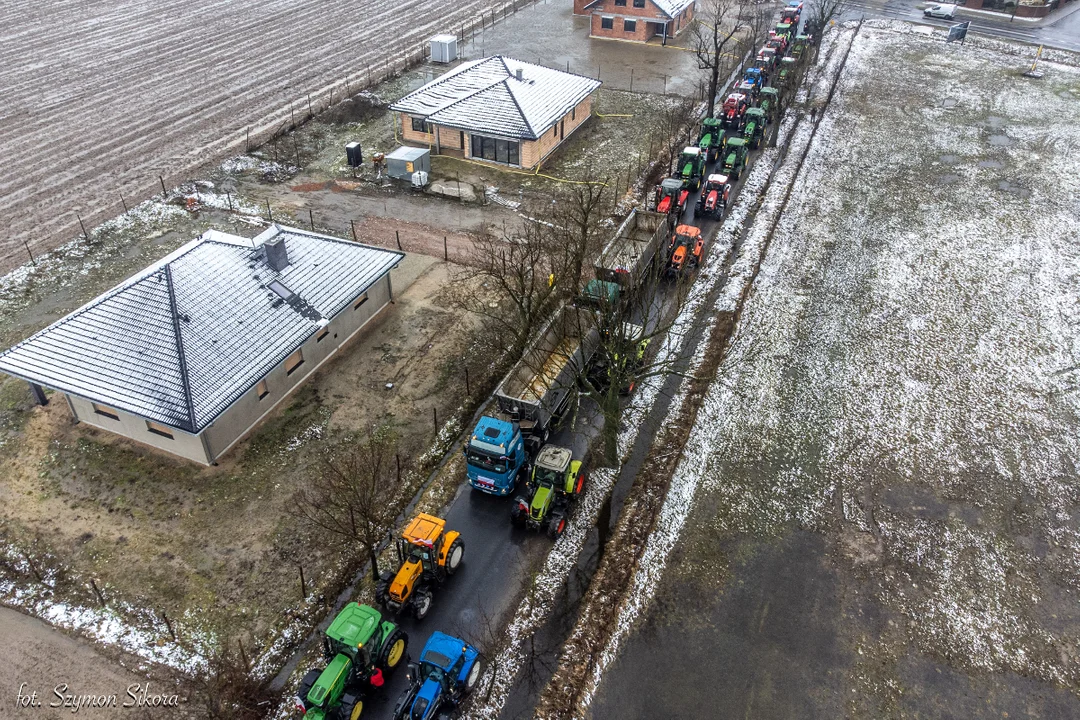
[515,68,523,81]
[263,235,289,272]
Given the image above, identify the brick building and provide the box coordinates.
[573,0,696,43]
[391,56,601,170]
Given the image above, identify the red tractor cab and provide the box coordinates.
[757,46,779,72]
[668,225,705,276]
[654,177,689,220]
[781,8,800,24]
[695,174,731,220]
[767,32,789,54]
[722,93,749,131]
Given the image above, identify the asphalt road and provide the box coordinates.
[841,0,1080,51]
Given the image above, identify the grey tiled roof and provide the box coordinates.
[390,56,601,140]
[0,226,403,433]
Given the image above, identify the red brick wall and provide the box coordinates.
[587,1,695,42]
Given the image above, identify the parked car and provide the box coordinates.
[924,3,958,19]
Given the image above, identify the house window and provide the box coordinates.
[354,292,369,310]
[459,130,465,148]
[285,349,304,375]
[146,421,174,439]
[410,116,429,133]
[469,135,520,165]
[571,107,576,121]
[615,0,627,5]
[316,327,329,342]
[256,379,269,399]
[92,403,119,420]
[624,19,637,32]
[633,0,645,7]
[601,16,614,29]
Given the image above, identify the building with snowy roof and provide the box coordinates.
[573,0,695,43]
[0,226,403,465]
[390,56,601,169]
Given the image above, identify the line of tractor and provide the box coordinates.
[292,6,812,720]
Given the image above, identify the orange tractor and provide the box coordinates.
[375,513,464,620]
[667,225,704,276]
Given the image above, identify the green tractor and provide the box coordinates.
[697,118,726,164]
[722,137,749,181]
[676,146,707,191]
[778,56,798,89]
[793,34,810,59]
[511,445,586,538]
[758,87,780,123]
[743,108,766,149]
[294,603,408,720]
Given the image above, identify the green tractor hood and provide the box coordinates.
[530,485,553,520]
[680,161,694,178]
[697,133,712,151]
[307,654,351,713]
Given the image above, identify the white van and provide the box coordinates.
[924,3,958,19]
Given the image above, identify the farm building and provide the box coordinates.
[0,226,403,465]
[391,55,601,170]
[573,0,696,43]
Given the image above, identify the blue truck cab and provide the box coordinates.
[465,416,526,496]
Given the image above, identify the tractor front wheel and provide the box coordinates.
[379,629,408,672]
[374,572,392,608]
[465,658,482,693]
[445,538,464,575]
[547,512,567,539]
[510,500,528,528]
[341,695,364,720]
[413,590,433,620]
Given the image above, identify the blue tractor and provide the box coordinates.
[392,632,482,720]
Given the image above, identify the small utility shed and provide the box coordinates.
[392,55,601,170]
[0,226,403,465]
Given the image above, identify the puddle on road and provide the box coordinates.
[938,154,960,165]
[984,116,1007,129]
[941,98,959,109]
[977,159,1004,169]
[988,134,1012,147]
[934,173,961,186]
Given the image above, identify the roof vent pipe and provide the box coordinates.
[263,236,290,272]
[515,68,523,81]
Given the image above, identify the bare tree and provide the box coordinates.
[692,0,749,118]
[449,216,564,358]
[805,0,850,45]
[649,96,698,176]
[295,422,404,582]
[548,179,611,298]
[187,641,278,720]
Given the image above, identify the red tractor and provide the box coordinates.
[667,225,705,276]
[721,93,749,132]
[654,177,689,222]
[695,174,732,221]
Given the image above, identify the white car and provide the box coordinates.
[924,3,958,19]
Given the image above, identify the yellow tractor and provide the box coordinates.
[375,513,464,620]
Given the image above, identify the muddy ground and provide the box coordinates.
[591,23,1080,720]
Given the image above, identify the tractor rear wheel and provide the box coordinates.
[378,629,408,672]
[547,512,567,539]
[445,538,464,575]
[413,590,433,620]
[340,695,363,720]
[374,572,392,608]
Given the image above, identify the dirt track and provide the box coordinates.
[0,0,517,272]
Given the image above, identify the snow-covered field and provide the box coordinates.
[0,0,519,271]
[696,21,1080,687]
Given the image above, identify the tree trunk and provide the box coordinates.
[369,547,381,582]
[708,59,721,118]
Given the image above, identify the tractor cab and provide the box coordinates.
[668,225,704,275]
[697,117,726,163]
[655,177,689,219]
[696,173,731,220]
[767,32,789,54]
[778,55,798,87]
[736,79,759,100]
[780,7,799,24]
[722,93,748,131]
[743,108,766,149]
[758,46,778,71]
[743,67,765,92]
[393,632,481,720]
[775,22,794,39]
[677,146,706,190]
[722,138,749,181]
[793,34,809,58]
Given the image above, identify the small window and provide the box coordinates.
[571,106,576,121]
[553,125,557,138]
[146,421,174,439]
[624,19,637,32]
[410,116,428,133]
[285,349,304,376]
[256,379,269,399]
[601,16,614,29]
[316,327,329,343]
[633,0,645,7]
[92,403,119,420]
[459,130,465,148]
[615,0,627,5]
[268,280,294,300]
[354,292,369,310]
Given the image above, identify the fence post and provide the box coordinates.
[119,192,128,214]
[351,219,359,242]
[630,68,634,92]
[265,199,274,223]
[23,240,36,266]
[309,208,315,231]
[299,565,307,600]
[76,212,89,241]
[444,236,448,261]
[160,175,168,197]
[395,230,402,250]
